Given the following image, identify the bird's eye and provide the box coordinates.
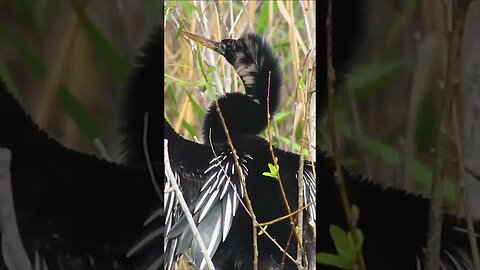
[218,43,227,54]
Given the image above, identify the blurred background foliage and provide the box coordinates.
[0,0,160,159]
[0,1,474,267]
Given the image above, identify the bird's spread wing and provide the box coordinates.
[303,166,316,227]
[165,150,252,269]
[0,80,161,269]
[126,207,163,270]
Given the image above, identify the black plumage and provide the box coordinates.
[0,78,162,269]
[317,153,480,269]
[316,0,480,269]
[121,27,164,165]
[318,0,368,114]
[0,29,166,269]
[162,31,316,269]
[164,121,316,269]
[200,33,282,143]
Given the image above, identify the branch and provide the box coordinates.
[143,113,163,201]
[212,100,259,269]
[425,1,465,268]
[258,202,315,227]
[455,1,480,268]
[164,140,215,269]
[326,0,366,269]
[265,71,304,269]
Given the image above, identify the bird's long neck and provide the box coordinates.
[202,34,282,143]
[231,34,282,116]
[318,0,367,115]
[121,27,164,164]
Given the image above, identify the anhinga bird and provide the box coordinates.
[161,30,317,269]
[158,0,367,268]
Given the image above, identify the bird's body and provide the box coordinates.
[0,78,162,269]
[160,28,316,268]
[164,120,316,269]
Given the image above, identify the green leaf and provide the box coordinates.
[185,91,206,119]
[0,22,103,145]
[415,89,436,152]
[203,78,217,100]
[258,225,268,235]
[299,78,306,91]
[71,0,128,84]
[164,74,192,87]
[195,45,208,80]
[273,111,293,123]
[263,162,279,179]
[276,135,310,156]
[348,229,364,252]
[255,2,269,33]
[176,24,185,38]
[58,87,101,140]
[317,253,351,269]
[0,22,45,78]
[180,119,197,138]
[337,123,459,202]
[329,225,352,258]
[344,60,405,104]
[363,138,459,202]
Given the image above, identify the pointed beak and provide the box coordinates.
[183,31,224,54]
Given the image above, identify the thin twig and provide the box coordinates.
[143,113,163,201]
[295,80,315,267]
[345,77,371,176]
[222,162,298,266]
[258,202,315,227]
[425,1,463,268]
[213,100,259,269]
[258,226,297,264]
[452,99,480,270]
[265,71,304,268]
[458,1,480,268]
[326,0,366,269]
[164,140,215,269]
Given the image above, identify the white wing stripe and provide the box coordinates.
[201,171,218,192]
[144,208,162,226]
[200,217,222,269]
[198,189,220,222]
[126,226,162,257]
[223,193,233,241]
[220,176,231,199]
[165,151,252,269]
